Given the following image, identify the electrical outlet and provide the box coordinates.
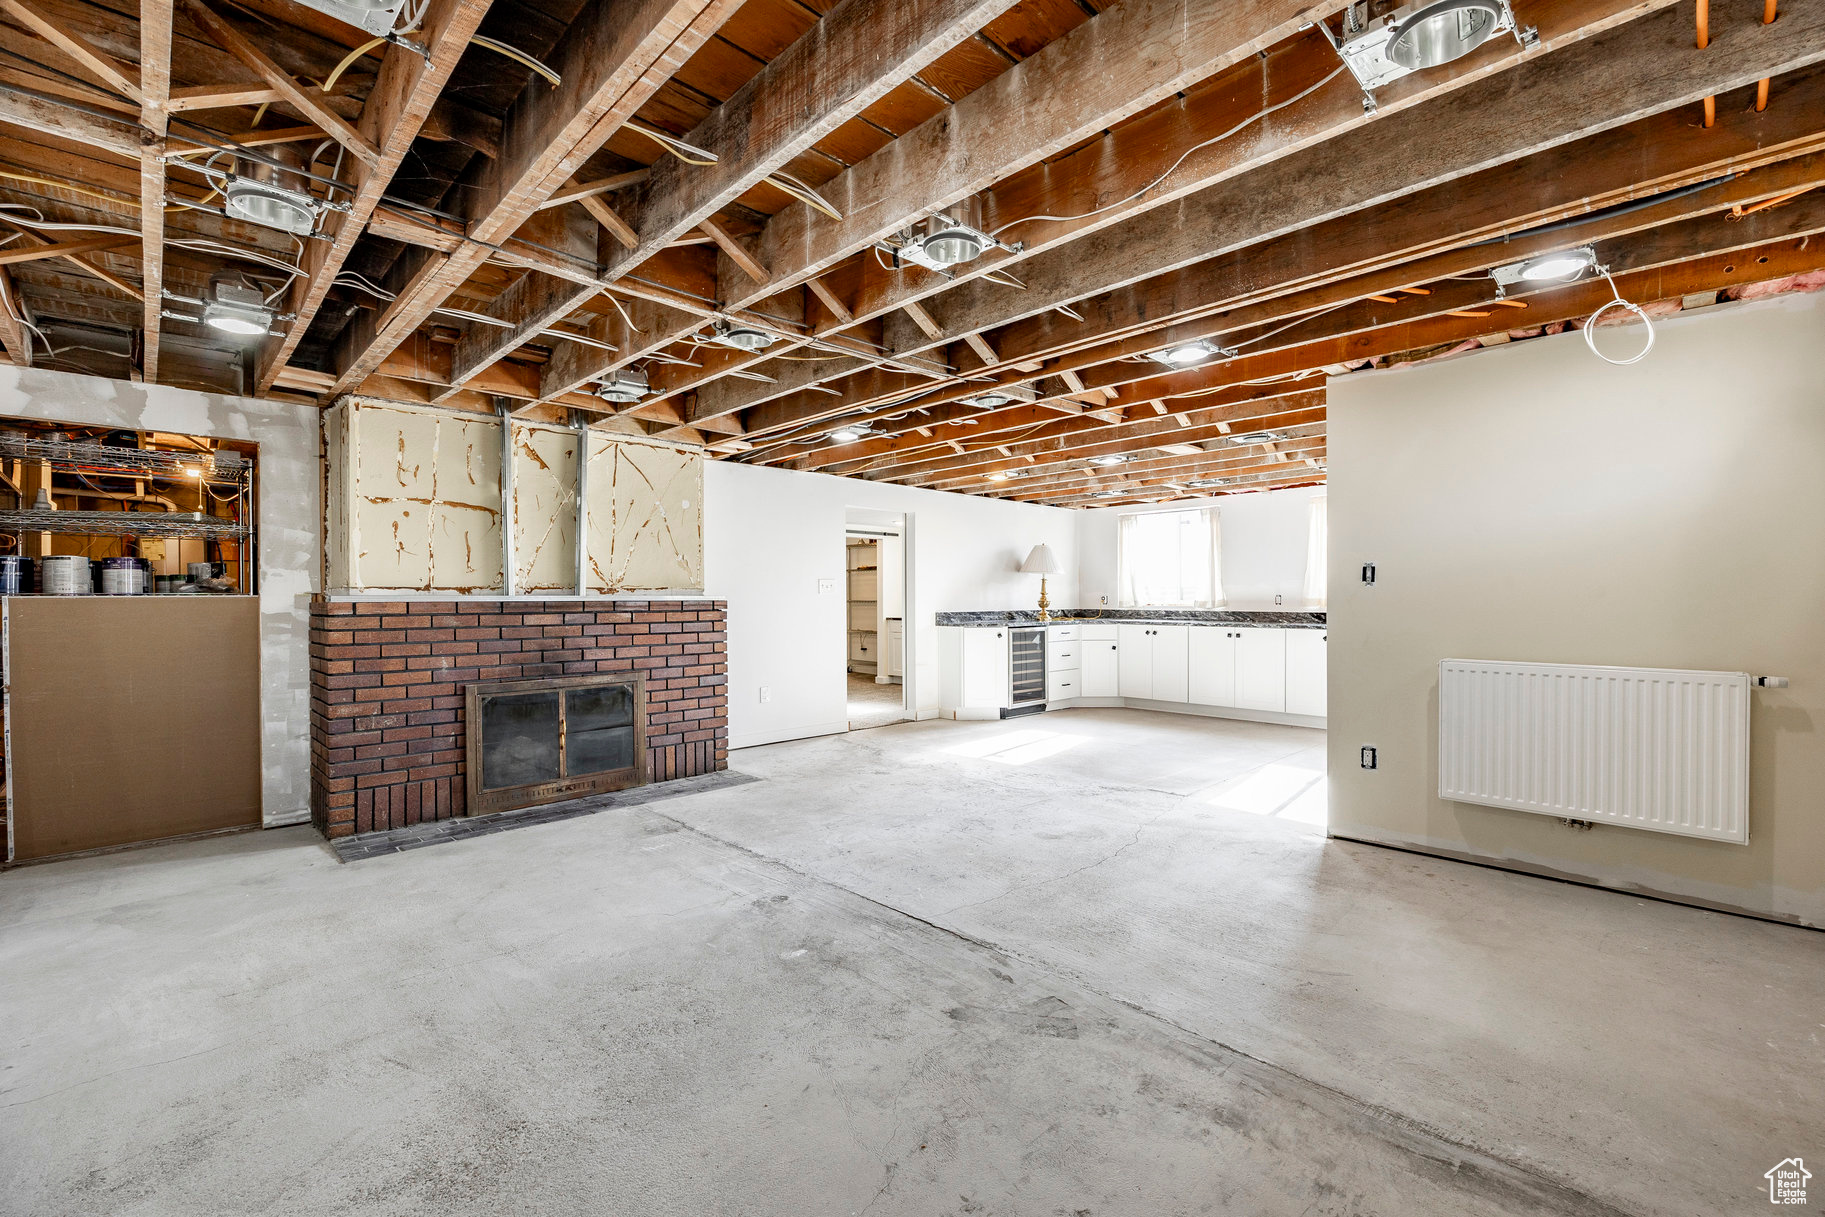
[1274,594,1283,605]
[1100,595,1108,605]
[1361,562,1376,586]
[758,686,772,704]
[1360,746,1377,770]
[818,577,837,594]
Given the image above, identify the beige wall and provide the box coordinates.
[1327,291,1825,926]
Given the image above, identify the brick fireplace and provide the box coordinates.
[309,599,727,838]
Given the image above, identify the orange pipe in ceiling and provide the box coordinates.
[1697,0,1715,128]
[1756,1,1778,112]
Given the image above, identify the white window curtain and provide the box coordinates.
[1302,494,1328,609]
[1118,508,1226,608]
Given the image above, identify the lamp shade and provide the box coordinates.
[1019,543,1059,575]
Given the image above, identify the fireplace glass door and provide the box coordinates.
[466,675,646,815]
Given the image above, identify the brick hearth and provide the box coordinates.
[309,599,728,838]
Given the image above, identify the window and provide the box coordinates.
[1117,508,1225,607]
[1302,494,1328,609]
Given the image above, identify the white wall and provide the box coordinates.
[0,365,320,825]
[1327,291,1825,926]
[1076,485,1322,610]
[706,461,1077,748]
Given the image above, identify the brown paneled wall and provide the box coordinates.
[309,599,728,838]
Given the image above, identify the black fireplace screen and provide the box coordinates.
[466,675,646,815]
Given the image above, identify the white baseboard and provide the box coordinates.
[940,697,1325,729]
[730,719,851,751]
[1120,699,1326,729]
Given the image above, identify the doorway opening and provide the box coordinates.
[844,515,909,731]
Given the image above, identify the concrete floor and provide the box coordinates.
[846,672,907,730]
[3,709,1821,1216]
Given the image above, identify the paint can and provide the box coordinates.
[101,556,150,595]
[188,561,225,583]
[39,555,92,595]
[155,574,182,594]
[0,554,30,594]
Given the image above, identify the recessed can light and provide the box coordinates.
[1150,339,1222,367]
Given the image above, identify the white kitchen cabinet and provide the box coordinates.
[1234,627,1288,712]
[1188,627,1238,707]
[1117,624,1152,698]
[883,619,904,680]
[1081,636,1119,696]
[1117,624,1189,701]
[1285,628,1327,716]
[960,628,1010,709]
[1151,625,1189,702]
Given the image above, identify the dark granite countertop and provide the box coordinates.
[935,609,1325,629]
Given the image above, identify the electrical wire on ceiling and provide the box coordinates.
[627,121,718,164]
[989,65,1348,237]
[472,35,561,85]
[764,170,843,221]
[0,205,306,285]
[1582,268,1655,366]
[332,272,397,301]
[598,291,643,335]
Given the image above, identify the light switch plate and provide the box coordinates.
[818,578,837,594]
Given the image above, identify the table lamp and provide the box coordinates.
[1020,543,1059,622]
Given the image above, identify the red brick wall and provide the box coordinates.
[309,599,727,838]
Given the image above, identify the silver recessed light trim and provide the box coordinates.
[962,383,1037,409]
[285,0,412,37]
[708,319,777,350]
[1491,246,1599,290]
[1149,338,1230,367]
[1226,430,1289,446]
[1089,454,1133,467]
[224,177,321,236]
[889,196,1022,273]
[201,279,274,337]
[593,368,650,403]
[1322,0,1534,110]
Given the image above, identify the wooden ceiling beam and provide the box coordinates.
[136,0,172,382]
[665,0,1669,417]
[990,439,1331,501]
[178,0,378,168]
[880,234,1825,486]
[535,0,1018,403]
[716,40,1825,437]
[888,0,1825,361]
[327,0,745,397]
[602,0,1018,282]
[0,0,141,101]
[255,0,498,392]
[549,0,1356,408]
[719,0,1356,322]
[0,235,134,265]
[0,87,137,159]
[766,380,1309,471]
[890,401,1329,487]
[0,263,30,363]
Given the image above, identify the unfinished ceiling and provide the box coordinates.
[0,0,1822,505]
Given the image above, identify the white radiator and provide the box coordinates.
[1438,660,1750,844]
